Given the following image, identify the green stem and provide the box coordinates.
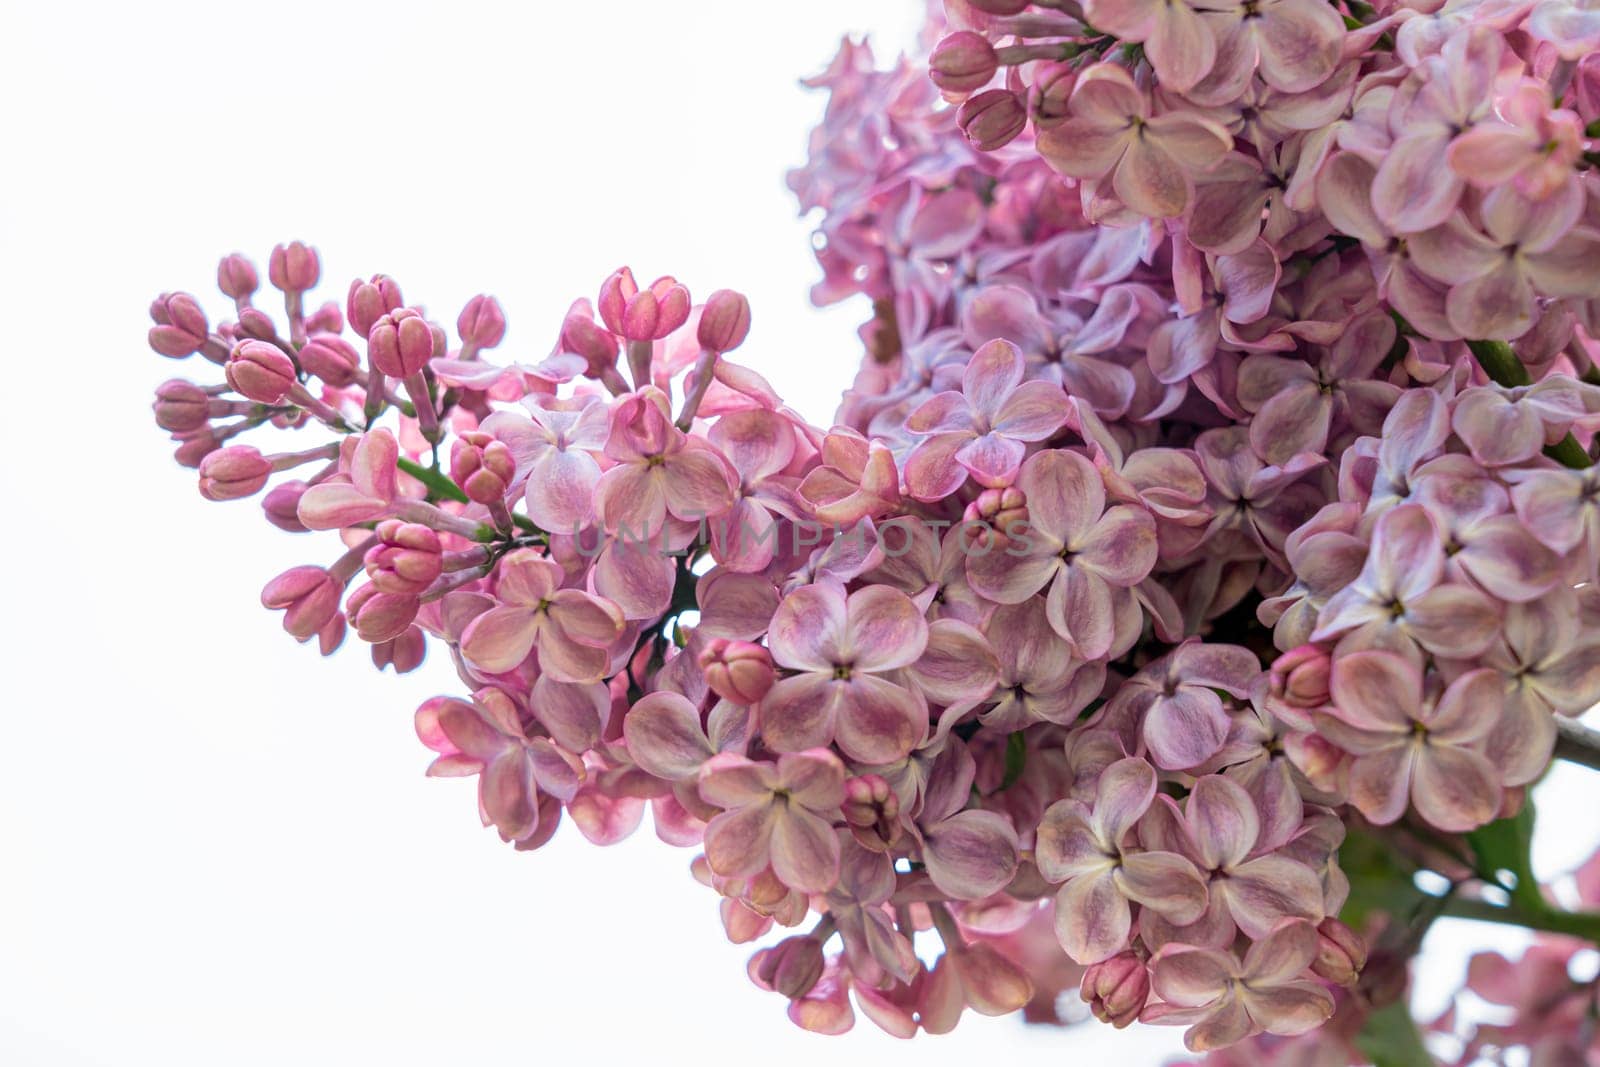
[1466,340,1593,469]
[396,457,470,504]
[1440,896,1600,942]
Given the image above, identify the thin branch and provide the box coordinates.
[1555,717,1600,772]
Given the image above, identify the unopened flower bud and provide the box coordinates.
[841,774,902,851]
[268,240,320,293]
[372,625,426,673]
[698,639,775,705]
[347,274,404,339]
[261,565,342,640]
[152,379,212,433]
[562,311,621,378]
[1080,952,1150,1028]
[954,943,1033,1016]
[1031,64,1076,128]
[755,936,826,1000]
[262,480,311,533]
[364,519,444,595]
[173,428,221,469]
[198,446,272,500]
[305,300,344,335]
[457,294,507,350]
[217,254,259,301]
[226,339,299,403]
[930,32,999,97]
[345,581,420,643]
[236,306,277,341]
[298,335,362,387]
[368,308,435,378]
[697,290,752,353]
[1270,645,1332,708]
[148,292,210,358]
[599,268,691,341]
[316,611,347,656]
[450,431,516,505]
[962,486,1028,550]
[1311,918,1366,986]
[959,89,1027,151]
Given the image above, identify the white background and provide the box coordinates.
[0,2,1593,1063]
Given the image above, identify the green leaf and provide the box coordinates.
[1355,1000,1437,1067]
[1466,803,1543,913]
[999,732,1027,792]
[1338,827,1424,929]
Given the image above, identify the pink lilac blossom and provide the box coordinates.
[145,0,1600,1055]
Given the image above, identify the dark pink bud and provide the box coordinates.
[1311,918,1366,986]
[697,290,752,352]
[959,89,1026,151]
[226,339,299,403]
[930,32,998,96]
[261,565,342,640]
[841,774,902,851]
[152,379,212,433]
[262,480,311,533]
[1080,952,1149,1028]
[198,446,272,500]
[562,312,621,377]
[316,611,347,656]
[1270,645,1333,708]
[1030,64,1077,129]
[173,428,221,469]
[345,581,420,643]
[217,254,259,301]
[268,241,320,293]
[697,639,775,705]
[372,625,426,673]
[364,519,444,595]
[449,431,516,504]
[236,306,278,341]
[597,267,639,335]
[347,274,404,339]
[298,335,362,387]
[367,308,435,378]
[148,292,210,358]
[457,294,507,349]
[755,936,826,1000]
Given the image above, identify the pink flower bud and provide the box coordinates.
[697,290,752,353]
[457,294,507,350]
[268,241,320,293]
[598,268,690,341]
[1079,952,1149,1028]
[345,581,420,643]
[260,565,342,640]
[148,292,210,358]
[305,300,344,335]
[152,379,212,433]
[697,639,775,705]
[1311,918,1366,986]
[959,89,1026,151]
[755,936,826,1000]
[562,311,620,378]
[347,274,404,339]
[450,431,516,505]
[1270,645,1332,708]
[930,32,998,97]
[1030,64,1076,129]
[216,254,259,301]
[226,339,298,403]
[962,486,1028,551]
[173,428,221,469]
[298,335,362,387]
[367,308,435,378]
[262,480,310,533]
[372,625,426,673]
[841,774,902,851]
[364,519,443,595]
[198,446,272,500]
[236,306,277,340]
[316,611,347,656]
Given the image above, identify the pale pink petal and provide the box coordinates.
[768,583,848,671]
[703,803,776,879]
[1116,850,1209,924]
[923,810,1020,900]
[1223,856,1325,938]
[1055,870,1132,964]
[847,586,930,672]
[624,691,715,780]
[1144,689,1232,771]
[1346,744,1418,825]
[459,605,539,674]
[770,807,842,893]
[1187,775,1260,870]
[832,675,928,764]
[1411,746,1501,832]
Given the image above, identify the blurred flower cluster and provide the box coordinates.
[146,0,1600,1059]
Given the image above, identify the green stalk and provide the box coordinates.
[1439,896,1600,942]
[396,457,470,504]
